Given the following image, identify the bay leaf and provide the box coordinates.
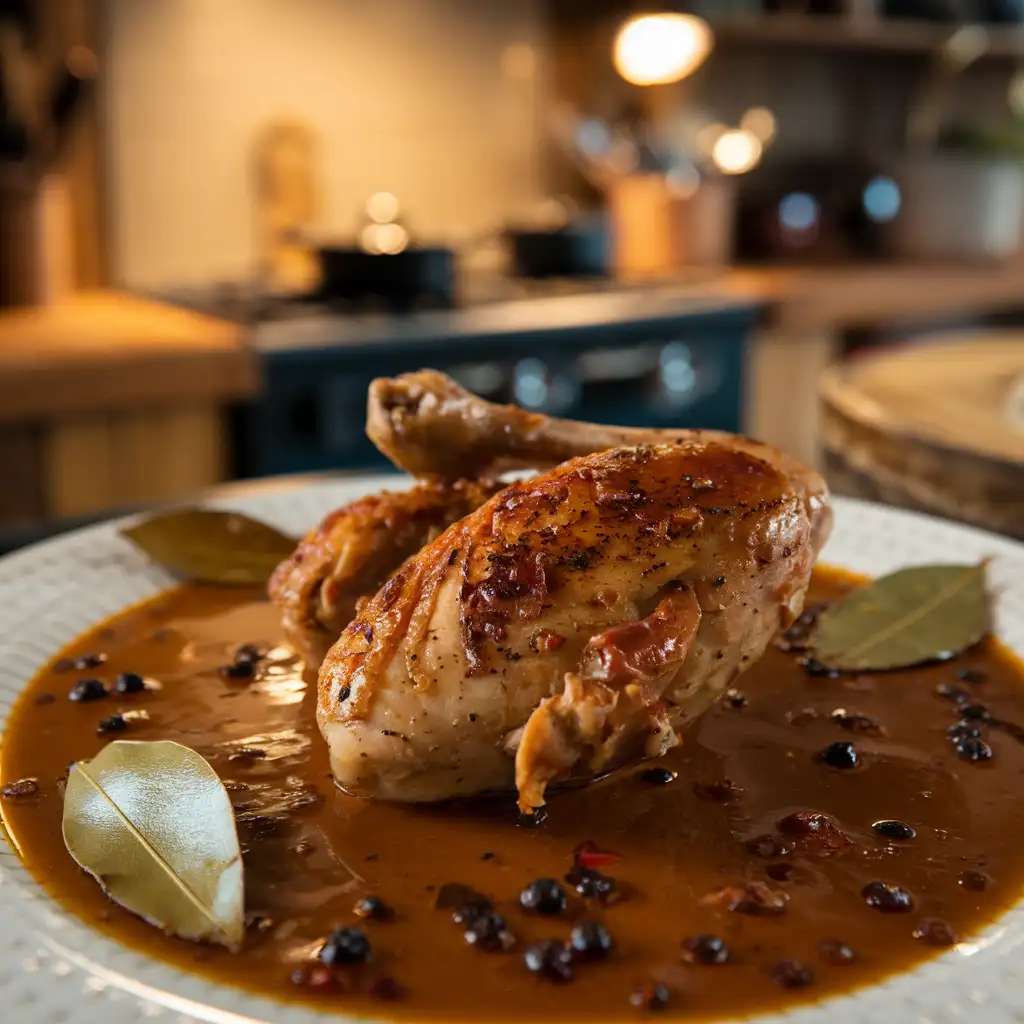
[813,562,991,672]
[62,740,244,950]
[121,508,296,585]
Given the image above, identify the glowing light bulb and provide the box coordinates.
[375,223,409,255]
[711,129,763,176]
[740,107,777,145]
[613,14,713,87]
[366,192,400,224]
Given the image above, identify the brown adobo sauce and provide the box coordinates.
[2,567,1024,1020]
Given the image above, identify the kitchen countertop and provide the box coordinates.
[248,261,1024,354]
[250,285,758,354]
[0,290,260,422]
[723,262,1024,333]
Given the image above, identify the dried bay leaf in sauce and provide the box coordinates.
[61,740,245,950]
[813,563,990,672]
[121,508,296,585]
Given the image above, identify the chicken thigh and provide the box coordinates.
[318,437,831,811]
[269,478,502,666]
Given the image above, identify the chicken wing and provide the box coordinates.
[318,438,831,811]
[269,478,502,667]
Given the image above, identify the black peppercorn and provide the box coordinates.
[629,982,670,1010]
[219,660,255,680]
[818,741,859,769]
[565,865,616,901]
[955,737,994,762]
[319,927,370,965]
[463,910,515,951]
[862,881,914,913]
[957,668,986,684]
[570,921,612,957]
[959,704,990,722]
[524,940,574,981]
[97,714,127,734]
[235,644,262,663]
[353,896,393,921]
[935,683,968,703]
[724,688,748,709]
[113,671,146,694]
[872,820,916,841]
[802,656,840,679]
[520,878,567,915]
[948,721,982,740]
[639,767,677,785]
[69,678,107,702]
[769,960,814,988]
[681,934,729,965]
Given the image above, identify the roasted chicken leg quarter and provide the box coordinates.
[270,478,502,667]
[318,438,832,811]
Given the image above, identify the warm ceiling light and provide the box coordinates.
[711,129,763,175]
[613,13,713,87]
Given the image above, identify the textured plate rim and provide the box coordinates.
[0,480,1023,1024]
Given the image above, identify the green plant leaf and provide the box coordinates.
[121,508,296,585]
[62,740,244,950]
[813,563,991,672]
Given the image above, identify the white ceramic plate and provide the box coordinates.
[1,479,1023,1024]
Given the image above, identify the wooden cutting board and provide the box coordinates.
[820,334,1024,538]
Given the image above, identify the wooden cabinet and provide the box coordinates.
[0,291,258,522]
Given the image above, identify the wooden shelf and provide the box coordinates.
[712,14,1024,57]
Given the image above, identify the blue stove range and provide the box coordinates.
[164,278,763,479]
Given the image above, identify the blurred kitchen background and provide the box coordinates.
[0,0,1021,551]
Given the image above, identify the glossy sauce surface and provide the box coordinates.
[3,568,1024,1021]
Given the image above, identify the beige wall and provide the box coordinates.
[104,0,548,289]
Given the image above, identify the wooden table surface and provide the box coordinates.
[0,289,259,422]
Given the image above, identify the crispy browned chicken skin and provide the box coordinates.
[318,437,831,810]
[269,478,502,666]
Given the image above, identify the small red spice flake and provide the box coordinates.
[1,778,39,799]
[776,811,852,857]
[529,629,566,653]
[290,964,337,990]
[573,839,620,870]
